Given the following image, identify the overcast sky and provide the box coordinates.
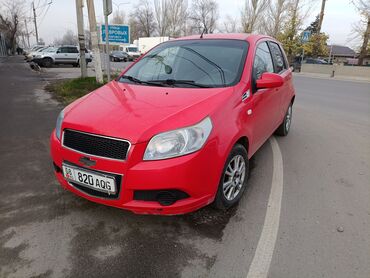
[29,0,360,48]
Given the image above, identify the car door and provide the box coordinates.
[267,41,293,126]
[247,41,282,152]
[54,47,69,63]
[67,47,79,63]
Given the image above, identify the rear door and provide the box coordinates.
[268,41,293,123]
[66,47,79,63]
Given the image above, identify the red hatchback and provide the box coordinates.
[50,34,295,215]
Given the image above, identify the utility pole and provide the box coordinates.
[103,0,112,82]
[75,0,87,78]
[32,2,39,44]
[24,19,30,48]
[86,0,103,83]
[317,0,327,34]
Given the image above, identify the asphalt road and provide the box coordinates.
[0,56,369,278]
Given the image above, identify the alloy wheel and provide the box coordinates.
[223,155,246,201]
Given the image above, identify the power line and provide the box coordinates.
[38,3,51,26]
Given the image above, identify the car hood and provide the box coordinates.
[63,81,233,144]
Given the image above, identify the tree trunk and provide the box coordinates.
[358,16,370,66]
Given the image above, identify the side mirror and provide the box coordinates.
[256,72,284,89]
[56,50,60,53]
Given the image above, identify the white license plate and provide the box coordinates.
[62,164,116,194]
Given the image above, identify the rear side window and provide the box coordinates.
[253,42,274,80]
[68,47,79,53]
[269,42,286,73]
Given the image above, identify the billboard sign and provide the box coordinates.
[101,24,130,45]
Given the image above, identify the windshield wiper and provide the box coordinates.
[148,79,214,88]
[120,75,167,87]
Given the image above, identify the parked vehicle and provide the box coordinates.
[33,45,92,67]
[292,57,329,72]
[119,44,141,60]
[23,45,45,57]
[50,34,295,215]
[109,51,129,62]
[25,46,47,62]
[134,36,171,54]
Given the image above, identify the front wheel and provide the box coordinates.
[42,57,53,68]
[214,144,249,210]
[275,103,293,136]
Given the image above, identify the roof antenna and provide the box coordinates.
[200,27,206,39]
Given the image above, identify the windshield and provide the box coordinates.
[127,47,138,52]
[119,39,248,88]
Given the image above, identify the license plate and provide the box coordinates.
[62,164,116,194]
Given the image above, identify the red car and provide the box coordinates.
[50,34,295,215]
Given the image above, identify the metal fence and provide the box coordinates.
[0,32,7,56]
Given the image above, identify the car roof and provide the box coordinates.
[171,33,275,45]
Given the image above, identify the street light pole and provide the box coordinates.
[104,14,110,82]
[75,0,87,78]
[32,2,39,44]
[87,0,104,83]
[103,0,112,82]
[113,2,129,14]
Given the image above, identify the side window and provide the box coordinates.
[269,42,287,73]
[60,47,68,53]
[68,47,79,53]
[253,42,274,80]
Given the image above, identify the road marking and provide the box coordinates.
[246,136,284,278]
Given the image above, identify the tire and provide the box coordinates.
[123,57,128,62]
[213,144,249,210]
[275,103,293,136]
[42,57,53,68]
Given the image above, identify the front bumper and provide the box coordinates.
[50,130,222,215]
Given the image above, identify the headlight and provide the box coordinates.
[143,117,213,160]
[55,110,64,141]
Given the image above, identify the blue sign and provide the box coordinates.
[302,31,311,43]
[101,24,129,44]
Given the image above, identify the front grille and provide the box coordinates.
[63,129,130,160]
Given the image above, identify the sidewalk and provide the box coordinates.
[294,71,370,83]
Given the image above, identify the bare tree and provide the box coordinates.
[352,0,370,65]
[167,0,188,37]
[241,0,270,33]
[0,0,25,54]
[223,15,239,33]
[111,10,126,24]
[53,29,78,46]
[189,0,218,34]
[130,0,156,38]
[154,0,170,36]
[260,0,289,37]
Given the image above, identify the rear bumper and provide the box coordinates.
[50,130,223,215]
